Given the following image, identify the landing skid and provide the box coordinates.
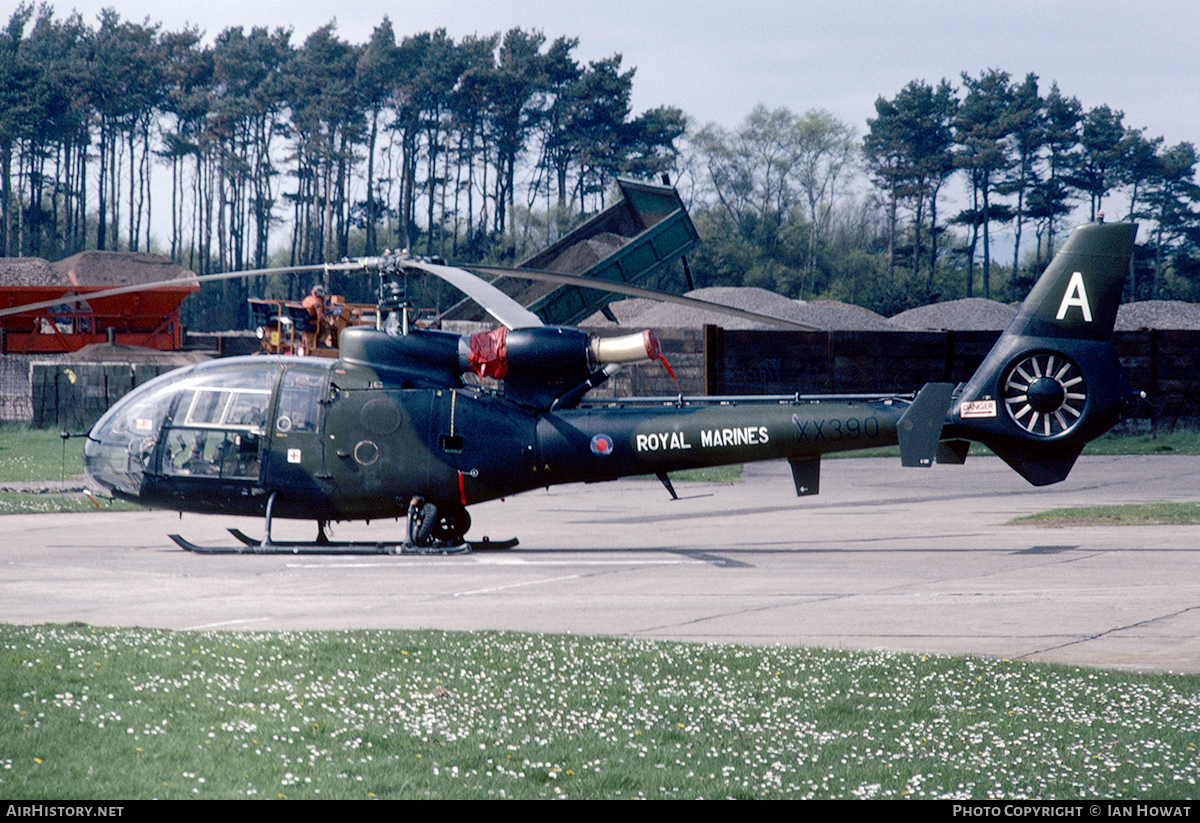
[168,491,517,555]
[168,530,517,555]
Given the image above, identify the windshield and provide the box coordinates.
[84,359,284,496]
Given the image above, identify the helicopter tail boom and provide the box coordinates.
[529,223,1138,496]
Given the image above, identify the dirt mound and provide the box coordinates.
[52,251,196,287]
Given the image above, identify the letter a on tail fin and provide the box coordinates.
[1009,221,1135,341]
[943,222,1139,486]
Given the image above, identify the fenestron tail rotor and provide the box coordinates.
[1003,353,1088,437]
[942,222,1139,486]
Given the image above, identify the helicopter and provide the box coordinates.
[74,220,1138,554]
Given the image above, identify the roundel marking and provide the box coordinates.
[590,433,614,457]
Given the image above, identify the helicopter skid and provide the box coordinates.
[167,531,516,555]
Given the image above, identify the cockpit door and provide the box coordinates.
[261,364,333,514]
[158,374,274,483]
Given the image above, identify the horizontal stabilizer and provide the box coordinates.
[898,383,955,467]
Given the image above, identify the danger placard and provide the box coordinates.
[960,400,997,418]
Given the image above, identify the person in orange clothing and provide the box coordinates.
[300,284,329,350]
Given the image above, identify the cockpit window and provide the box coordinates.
[161,367,277,480]
[162,429,263,479]
[276,368,325,433]
[177,386,271,429]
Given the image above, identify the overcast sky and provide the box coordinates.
[54,0,1198,146]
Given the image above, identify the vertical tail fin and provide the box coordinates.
[944,222,1138,485]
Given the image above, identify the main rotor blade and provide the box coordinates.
[397,260,543,329]
[1,255,822,332]
[0,263,347,319]
[462,264,822,332]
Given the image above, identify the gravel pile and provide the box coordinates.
[798,301,901,331]
[545,232,629,274]
[494,233,634,311]
[1,252,196,288]
[0,257,59,285]
[593,286,899,331]
[1115,301,1200,330]
[890,298,1019,331]
[579,297,658,326]
[61,343,210,365]
[53,250,195,286]
[889,297,1200,332]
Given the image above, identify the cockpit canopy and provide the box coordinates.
[83,357,328,497]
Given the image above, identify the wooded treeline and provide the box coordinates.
[2,7,1198,328]
[688,70,1200,315]
[0,7,683,292]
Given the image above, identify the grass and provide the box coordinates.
[1008,430,1200,526]
[832,430,1200,460]
[3,623,1200,800]
[0,492,107,515]
[1010,502,1200,527]
[0,425,140,514]
[2,425,1198,488]
[1083,429,1200,456]
[3,428,1199,798]
[635,464,744,483]
[0,425,84,483]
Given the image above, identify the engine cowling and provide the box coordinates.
[467,326,661,409]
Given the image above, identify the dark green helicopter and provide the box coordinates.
[77,221,1138,553]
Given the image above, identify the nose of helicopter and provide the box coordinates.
[83,396,152,500]
[80,362,206,500]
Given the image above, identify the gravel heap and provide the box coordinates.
[53,250,195,286]
[890,298,1019,331]
[60,343,210,365]
[0,257,59,286]
[1115,301,1200,330]
[582,286,900,331]
[1,251,195,287]
[545,232,629,274]
[890,297,1200,332]
[473,233,634,314]
[579,297,658,326]
[797,301,901,331]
